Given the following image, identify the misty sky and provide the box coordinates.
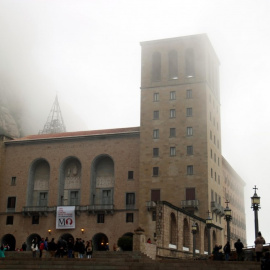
[0,0,270,246]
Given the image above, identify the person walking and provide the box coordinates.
[255,231,266,262]
[234,239,244,261]
[86,240,93,259]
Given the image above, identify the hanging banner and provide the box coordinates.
[56,206,75,229]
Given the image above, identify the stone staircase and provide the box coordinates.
[0,251,261,270]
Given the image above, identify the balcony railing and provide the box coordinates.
[22,206,55,216]
[87,204,114,214]
[211,201,225,216]
[146,201,157,211]
[181,200,199,209]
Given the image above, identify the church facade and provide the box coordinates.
[0,34,246,255]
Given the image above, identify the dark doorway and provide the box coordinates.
[1,234,16,251]
[93,233,109,251]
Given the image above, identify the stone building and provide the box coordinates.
[0,34,246,256]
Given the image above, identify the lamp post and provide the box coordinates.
[192,222,197,257]
[251,185,260,239]
[206,211,212,255]
[224,200,232,244]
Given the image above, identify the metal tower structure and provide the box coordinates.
[39,96,66,134]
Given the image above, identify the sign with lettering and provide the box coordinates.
[56,206,75,229]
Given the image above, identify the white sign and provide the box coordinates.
[56,206,75,229]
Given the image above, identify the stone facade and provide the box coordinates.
[0,34,246,256]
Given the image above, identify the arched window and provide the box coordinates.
[168,50,178,79]
[27,159,50,207]
[58,157,82,206]
[183,218,190,249]
[185,48,195,78]
[170,213,177,245]
[152,52,161,82]
[90,155,115,206]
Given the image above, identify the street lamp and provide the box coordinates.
[206,211,212,255]
[224,200,232,244]
[251,185,260,239]
[192,222,197,257]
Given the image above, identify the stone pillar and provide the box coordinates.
[133,228,146,252]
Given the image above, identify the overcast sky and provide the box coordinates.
[0,0,270,246]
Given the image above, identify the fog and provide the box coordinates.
[0,0,270,246]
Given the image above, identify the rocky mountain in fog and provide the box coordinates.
[0,90,21,138]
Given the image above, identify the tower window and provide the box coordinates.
[153,93,159,102]
[6,216,14,225]
[153,110,159,120]
[153,129,159,139]
[126,213,134,223]
[153,167,159,176]
[168,50,178,79]
[170,109,176,118]
[170,128,176,137]
[152,52,161,82]
[32,215,39,225]
[170,147,176,156]
[187,127,193,136]
[126,193,135,209]
[97,214,105,223]
[11,177,16,186]
[186,89,192,99]
[185,48,195,78]
[170,91,176,100]
[128,171,134,180]
[187,145,193,155]
[7,197,16,211]
[186,108,192,117]
[187,165,193,175]
[153,148,159,157]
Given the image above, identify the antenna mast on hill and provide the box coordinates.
[39,96,66,134]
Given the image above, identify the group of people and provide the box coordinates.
[31,237,93,259]
[212,231,268,263]
[212,239,244,261]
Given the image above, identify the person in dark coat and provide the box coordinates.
[234,239,244,261]
[48,238,57,257]
[78,239,85,258]
[223,241,231,261]
[213,244,222,260]
[57,237,67,258]
[67,238,74,258]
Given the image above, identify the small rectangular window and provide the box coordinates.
[170,91,176,100]
[187,127,193,136]
[187,145,193,155]
[211,168,213,178]
[153,167,159,176]
[170,109,176,118]
[186,89,192,99]
[70,191,79,206]
[11,177,16,186]
[126,213,134,223]
[126,193,135,209]
[170,128,176,137]
[186,108,192,117]
[97,214,105,223]
[153,148,159,157]
[187,165,193,175]
[128,171,134,180]
[6,216,14,225]
[7,197,16,211]
[151,189,160,202]
[153,110,159,120]
[153,129,159,139]
[32,215,39,225]
[186,188,195,200]
[153,93,159,102]
[170,147,176,156]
